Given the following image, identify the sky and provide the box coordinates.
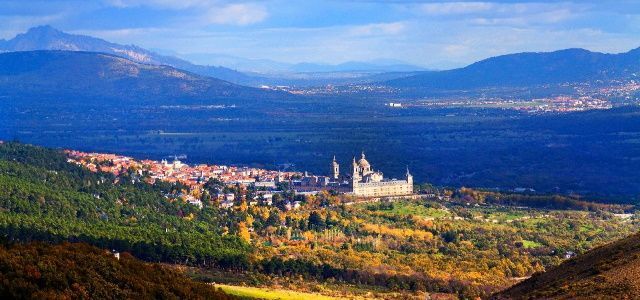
[1,0,640,69]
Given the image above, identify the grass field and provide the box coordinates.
[385,202,450,218]
[215,284,341,300]
[522,240,543,248]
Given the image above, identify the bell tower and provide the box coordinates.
[352,157,361,181]
[331,156,340,180]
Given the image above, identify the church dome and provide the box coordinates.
[358,152,370,168]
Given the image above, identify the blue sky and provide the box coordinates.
[1,0,640,69]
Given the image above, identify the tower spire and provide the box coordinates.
[331,155,340,180]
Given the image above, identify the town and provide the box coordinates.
[65,150,422,211]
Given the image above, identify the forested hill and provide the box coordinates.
[387,47,640,89]
[0,50,284,104]
[494,232,640,299]
[0,141,251,268]
[0,241,238,299]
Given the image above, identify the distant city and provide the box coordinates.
[264,80,640,113]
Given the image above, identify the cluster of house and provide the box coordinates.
[66,150,299,186]
[65,150,301,207]
[65,150,417,210]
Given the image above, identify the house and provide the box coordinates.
[255,191,274,205]
[565,251,576,259]
[254,181,276,188]
[220,200,234,209]
[285,201,302,210]
[186,196,203,209]
[225,193,235,201]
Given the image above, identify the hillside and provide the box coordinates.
[0,141,251,268]
[0,25,256,85]
[1,142,639,299]
[0,241,237,299]
[494,232,640,299]
[0,50,281,104]
[388,48,640,90]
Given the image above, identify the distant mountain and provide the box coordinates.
[494,232,640,299]
[178,53,292,73]
[0,26,422,87]
[0,50,279,103]
[388,48,640,89]
[288,60,427,73]
[0,25,257,85]
[178,53,426,73]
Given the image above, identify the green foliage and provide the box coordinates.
[0,142,250,269]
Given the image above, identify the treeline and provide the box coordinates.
[0,241,238,299]
[455,188,632,212]
[258,257,490,297]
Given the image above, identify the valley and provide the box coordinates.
[0,142,638,298]
[2,18,640,299]
[4,95,640,200]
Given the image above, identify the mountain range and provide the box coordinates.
[0,26,421,87]
[388,48,640,90]
[0,25,259,86]
[180,52,427,73]
[2,25,640,93]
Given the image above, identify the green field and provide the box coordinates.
[482,210,526,222]
[370,201,451,218]
[215,284,340,300]
[521,240,543,248]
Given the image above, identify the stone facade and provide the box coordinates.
[292,152,413,197]
[349,153,413,197]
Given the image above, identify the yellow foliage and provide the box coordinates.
[246,215,255,227]
[238,200,248,212]
[302,231,315,241]
[361,223,433,240]
[238,222,251,243]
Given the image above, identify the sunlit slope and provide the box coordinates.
[494,232,640,299]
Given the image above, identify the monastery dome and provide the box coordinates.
[358,153,370,168]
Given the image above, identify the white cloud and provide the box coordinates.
[26,0,636,69]
[420,2,494,15]
[105,0,269,26]
[73,27,167,41]
[204,3,268,26]
[470,8,576,26]
[348,22,406,36]
[105,0,211,9]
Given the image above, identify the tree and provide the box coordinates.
[238,222,251,244]
[308,211,326,231]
